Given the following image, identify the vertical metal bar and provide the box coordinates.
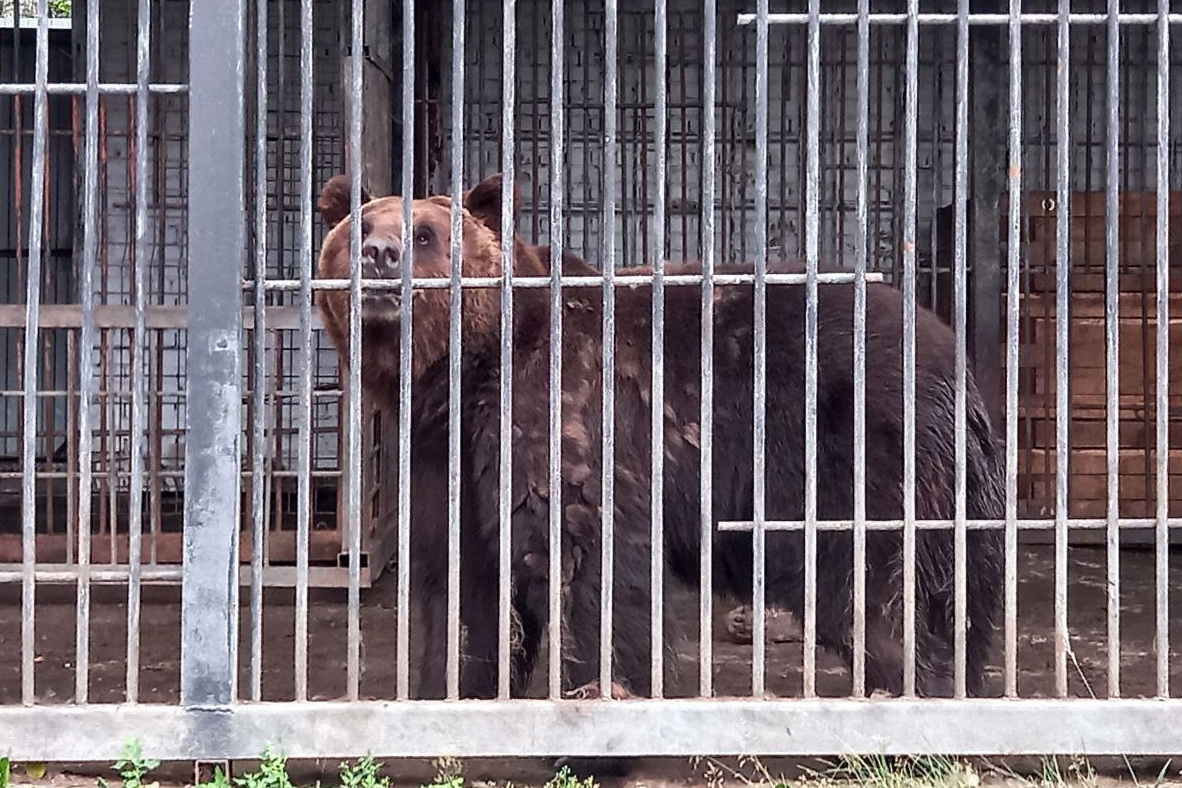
[1104,0,1121,700]
[396,0,415,703]
[294,0,314,703]
[651,0,668,701]
[67,330,77,570]
[250,0,270,704]
[21,0,50,708]
[1004,0,1023,700]
[75,0,101,706]
[498,0,517,702]
[698,0,716,701]
[446,0,466,702]
[272,0,288,590]
[751,0,770,703]
[851,0,870,701]
[952,0,969,701]
[599,0,618,701]
[347,0,366,702]
[803,0,822,704]
[182,0,245,708]
[1054,0,1070,699]
[547,0,565,701]
[901,0,919,699]
[1154,0,1170,701]
[127,0,152,705]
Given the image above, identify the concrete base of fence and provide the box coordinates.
[3,698,1182,762]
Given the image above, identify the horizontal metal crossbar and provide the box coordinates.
[0,83,189,94]
[718,517,1182,532]
[249,271,888,292]
[736,12,1182,26]
[0,564,371,588]
[3,699,1182,761]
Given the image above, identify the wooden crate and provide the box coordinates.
[1001,191,1182,539]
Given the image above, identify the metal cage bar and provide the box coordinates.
[293,0,314,703]
[1153,0,1171,702]
[497,0,517,703]
[546,0,565,702]
[345,0,366,703]
[1053,0,1071,700]
[599,0,618,702]
[445,0,465,703]
[1004,0,1023,701]
[20,0,50,707]
[180,0,244,708]
[1104,0,1122,700]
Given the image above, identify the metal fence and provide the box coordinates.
[1,0,1181,764]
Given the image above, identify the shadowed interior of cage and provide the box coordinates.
[0,0,1179,723]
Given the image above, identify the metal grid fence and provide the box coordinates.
[1,0,1181,766]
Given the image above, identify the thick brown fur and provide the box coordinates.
[315,174,1005,713]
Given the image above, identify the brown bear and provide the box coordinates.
[315,174,1005,712]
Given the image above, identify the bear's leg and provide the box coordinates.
[965,531,1004,697]
[965,617,996,697]
[456,525,506,699]
[558,536,655,699]
[415,591,449,700]
[913,627,956,698]
[413,534,502,700]
[857,600,958,698]
[550,524,654,781]
[414,590,503,700]
[860,614,909,698]
[509,590,545,696]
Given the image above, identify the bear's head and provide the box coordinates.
[315,174,547,390]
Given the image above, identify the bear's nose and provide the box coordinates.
[361,238,400,277]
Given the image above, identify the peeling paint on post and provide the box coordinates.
[182,0,246,707]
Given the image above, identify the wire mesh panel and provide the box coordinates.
[3,0,1182,765]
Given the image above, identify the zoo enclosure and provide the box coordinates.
[0,0,1181,764]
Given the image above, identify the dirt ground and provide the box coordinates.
[3,543,1182,784]
[5,753,1182,788]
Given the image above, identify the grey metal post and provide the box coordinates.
[182,0,246,707]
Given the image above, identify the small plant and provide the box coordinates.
[235,747,297,788]
[544,765,598,788]
[47,0,70,17]
[424,757,464,788]
[339,756,390,788]
[98,739,160,788]
[197,765,234,788]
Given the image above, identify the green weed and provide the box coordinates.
[197,765,234,788]
[338,756,390,788]
[234,748,297,788]
[423,757,464,788]
[97,740,160,788]
[543,766,598,788]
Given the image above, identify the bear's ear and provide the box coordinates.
[317,174,372,228]
[463,173,520,236]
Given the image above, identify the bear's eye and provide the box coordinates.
[414,226,433,247]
